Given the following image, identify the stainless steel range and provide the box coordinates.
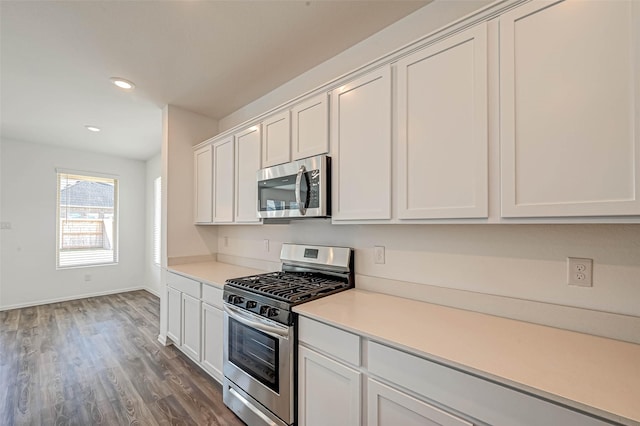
[222,243,354,426]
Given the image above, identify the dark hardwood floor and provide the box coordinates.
[0,290,245,426]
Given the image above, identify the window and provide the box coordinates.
[153,176,161,265]
[56,170,118,268]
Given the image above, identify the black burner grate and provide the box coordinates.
[226,271,348,303]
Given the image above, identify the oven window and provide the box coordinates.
[228,318,279,393]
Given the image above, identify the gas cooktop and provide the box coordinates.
[223,243,354,325]
[225,271,349,303]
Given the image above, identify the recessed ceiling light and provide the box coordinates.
[85,125,101,132]
[110,77,135,90]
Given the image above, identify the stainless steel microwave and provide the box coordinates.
[257,154,330,219]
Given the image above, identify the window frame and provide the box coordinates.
[56,169,119,269]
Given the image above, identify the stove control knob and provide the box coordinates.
[267,307,279,317]
[228,295,244,305]
[246,301,257,309]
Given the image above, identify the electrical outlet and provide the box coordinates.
[84,274,92,282]
[374,246,385,264]
[263,239,270,252]
[223,236,229,247]
[567,257,593,287]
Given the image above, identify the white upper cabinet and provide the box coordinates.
[262,111,291,167]
[193,144,213,223]
[500,0,640,217]
[234,125,262,223]
[212,136,234,223]
[396,23,488,219]
[292,93,329,160]
[331,66,392,221]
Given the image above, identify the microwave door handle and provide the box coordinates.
[295,165,307,215]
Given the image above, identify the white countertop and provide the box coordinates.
[167,261,263,288]
[293,289,640,425]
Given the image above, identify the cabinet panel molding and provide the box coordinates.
[212,137,235,223]
[368,379,473,426]
[193,145,213,223]
[181,293,201,361]
[331,66,392,221]
[202,303,224,382]
[262,111,291,167]
[298,346,361,426]
[396,22,488,219]
[500,0,640,217]
[292,93,329,160]
[234,125,261,223]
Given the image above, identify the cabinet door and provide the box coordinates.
[193,144,213,223]
[368,379,473,426]
[500,0,640,217]
[167,287,182,344]
[201,303,223,382]
[212,137,234,223]
[181,293,201,361]
[234,125,262,223]
[298,346,360,426]
[292,93,329,160]
[262,111,291,167]
[331,66,392,221]
[396,23,488,219]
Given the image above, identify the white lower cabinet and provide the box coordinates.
[166,272,225,383]
[367,341,610,426]
[201,302,224,382]
[298,316,361,426]
[181,293,201,361]
[166,286,182,344]
[298,317,612,426]
[298,346,361,426]
[367,378,472,426]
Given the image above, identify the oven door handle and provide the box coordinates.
[224,304,290,338]
[295,165,307,216]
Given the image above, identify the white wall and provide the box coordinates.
[216,223,640,318]
[0,139,147,309]
[145,152,161,296]
[164,105,219,262]
[158,105,220,341]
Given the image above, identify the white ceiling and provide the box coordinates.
[1,0,428,161]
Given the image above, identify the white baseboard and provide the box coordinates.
[144,286,160,298]
[157,334,170,346]
[0,286,156,311]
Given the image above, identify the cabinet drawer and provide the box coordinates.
[368,378,472,426]
[298,317,360,366]
[202,284,223,308]
[167,272,201,298]
[368,341,608,426]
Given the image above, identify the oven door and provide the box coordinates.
[223,303,294,424]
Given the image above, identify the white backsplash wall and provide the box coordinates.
[215,222,640,318]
